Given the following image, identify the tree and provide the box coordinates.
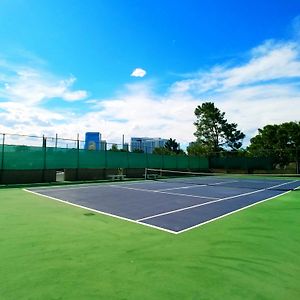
[247,122,300,169]
[192,102,245,153]
[109,144,119,151]
[153,138,185,155]
[152,147,173,155]
[165,138,180,153]
[187,142,211,156]
[165,138,185,154]
[132,149,144,153]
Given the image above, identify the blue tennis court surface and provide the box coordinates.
[25,176,300,234]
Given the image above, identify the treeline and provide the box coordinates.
[187,102,300,170]
[109,101,299,171]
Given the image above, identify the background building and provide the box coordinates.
[131,137,167,153]
[85,132,106,150]
[123,143,129,151]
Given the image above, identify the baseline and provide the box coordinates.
[24,188,177,234]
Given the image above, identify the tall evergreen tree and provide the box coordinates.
[192,102,245,153]
[165,138,180,154]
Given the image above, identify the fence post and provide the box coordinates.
[104,143,108,167]
[104,142,108,179]
[207,154,211,171]
[55,133,58,149]
[146,151,149,169]
[127,148,130,169]
[225,151,229,173]
[296,148,300,174]
[42,135,47,182]
[0,134,5,183]
[76,134,80,181]
[1,134,5,168]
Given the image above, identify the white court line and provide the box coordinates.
[212,180,240,185]
[157,185,207,191]
[108,184,219,200]
[28,180,149,192]
[175,189,293,234]
[24,179,299,235]
[157,180,239,191]
[137,180,299,222]
[23,188,177,234]
[29,183,111,191]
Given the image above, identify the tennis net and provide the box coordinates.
[144,168,300,192]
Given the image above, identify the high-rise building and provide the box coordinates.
[85,132,106,150]
[131,137,168,153]
[85,132,101,150]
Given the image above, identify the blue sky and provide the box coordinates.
[0,0,300,147]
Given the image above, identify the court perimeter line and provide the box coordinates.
[27,180,148,191]
[157,185,207,191]
[24,180,299,235]
[175,189,293,234]
[108,185,219,200]
[137,180,299,222]
[23,188,177,235]
[156,180,239,191]
[210,180,240,185]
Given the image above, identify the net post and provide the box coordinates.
[144,168,148,180]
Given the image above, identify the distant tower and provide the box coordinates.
[85,132,101,150]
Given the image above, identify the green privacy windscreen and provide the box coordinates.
[1,145,273,172]
[0,145,209,170]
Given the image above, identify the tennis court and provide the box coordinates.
[25,170,300,234]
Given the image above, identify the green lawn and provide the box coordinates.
[0,186,299,300]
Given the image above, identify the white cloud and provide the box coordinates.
[222,42,300,88]
[170,41,300,95]
[0,58,88,138]
[95,40,300,145]
[0,38,299,148]
[86,84,197,143]
[130,68,147,77]
[0,64,88,105]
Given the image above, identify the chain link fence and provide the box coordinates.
[1,132,294,184]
